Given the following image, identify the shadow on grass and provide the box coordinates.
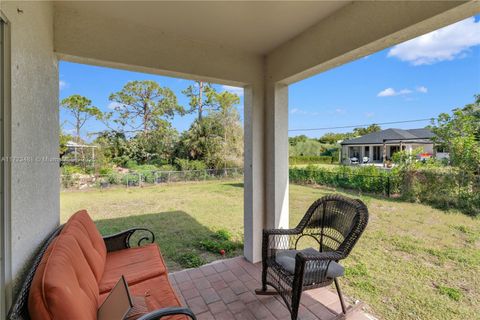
[224,182,244,188]
[95,211,243,271]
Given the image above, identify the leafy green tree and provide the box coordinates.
[289,135,308,146]
[318,132,353,144]
[94,131,131,166]
[353,124,381,136]
[182,81,216,121]
[60,94,103,141]
[431,94,480,172]
[178,117,223,167]
[108,80,185,133]
[178,88,243,169]
[211,91,243,169]
[290,139,323,157]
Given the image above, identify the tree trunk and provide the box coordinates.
[198,81,203,121]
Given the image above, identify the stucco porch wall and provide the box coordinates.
[0,1,59,308]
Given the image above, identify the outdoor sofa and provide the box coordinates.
[8,210,195,320]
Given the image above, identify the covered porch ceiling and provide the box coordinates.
[55,1,349,55]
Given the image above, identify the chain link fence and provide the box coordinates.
[61,168,244,190]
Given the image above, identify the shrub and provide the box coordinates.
[176,252,205,268]
[124,160,138,169]
[61,165,84,175]
[289,156,334,165]
[199,230,242,255]
[289,165,393,195]
[396,167,479,216]
[175,159,207,171]
[98,166,113,175]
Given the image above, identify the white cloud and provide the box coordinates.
[377,88,396,97]
[377,86,428,97]
[290,108,320,116]
[388,17,480,65]
[417,86,428,93]
[365,112,375,118]
[221,85,244,96]
[377,87,413,97]
[59,80,68,91]
[107,102,123,110]
[334,108,346,115]
[290,108,306,115]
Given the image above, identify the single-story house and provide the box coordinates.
[340,128,448,164]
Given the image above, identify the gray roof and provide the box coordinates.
[341,128,435,145]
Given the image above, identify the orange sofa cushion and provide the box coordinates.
[61,210,107,282]
[99,243,167,293]
[29,234,99,320]
[99,274,187,320]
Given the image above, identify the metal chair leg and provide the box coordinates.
[334,278,347,314]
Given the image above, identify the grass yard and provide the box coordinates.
[61,181,480,320]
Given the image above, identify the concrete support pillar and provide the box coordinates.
[265,82,289,230]
[243,83,265,263]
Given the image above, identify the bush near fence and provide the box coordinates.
[289,165,396,195]
[396,167,480,216]
[61,168,244,190]
[289,156,335,165]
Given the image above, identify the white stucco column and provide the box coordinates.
[265,82,289,230]
[243,83,265,263]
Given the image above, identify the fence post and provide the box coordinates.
[138,173,142,187]
[126,175,129,188]
[154,172,157,184]
[387,176,391,198]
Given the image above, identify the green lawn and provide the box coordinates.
[61,181,480,320]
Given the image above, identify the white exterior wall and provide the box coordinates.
[0,1,59,302]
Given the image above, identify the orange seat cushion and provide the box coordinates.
[99,243,168,293]
[29,234,99,320]
[99,274,187,320]
[61,210,107,282]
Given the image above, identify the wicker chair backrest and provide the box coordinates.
[295,195,368,256]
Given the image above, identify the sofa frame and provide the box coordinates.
[7,225,196,320]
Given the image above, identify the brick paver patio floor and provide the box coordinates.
[169,256,374,320]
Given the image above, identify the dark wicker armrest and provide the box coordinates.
[297,250,345,262]
[293,251,345,285]
[103,228,155,252]
[263,228,300,236]
[137,307,196,320]
[263,228,301,260]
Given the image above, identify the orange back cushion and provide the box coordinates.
[29,234,99,320]
[61,210,107,281]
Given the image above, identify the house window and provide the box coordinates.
[364,146,370,158]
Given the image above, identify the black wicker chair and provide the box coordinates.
[256,194,368,320]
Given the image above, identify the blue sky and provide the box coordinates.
[60,16,480,140]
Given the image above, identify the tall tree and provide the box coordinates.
[431,94,480,172]
[60,94,103,141]
[353,124,381,136]
[211,91,242,170]
[182,81,215,121]
[109,80,185,133]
